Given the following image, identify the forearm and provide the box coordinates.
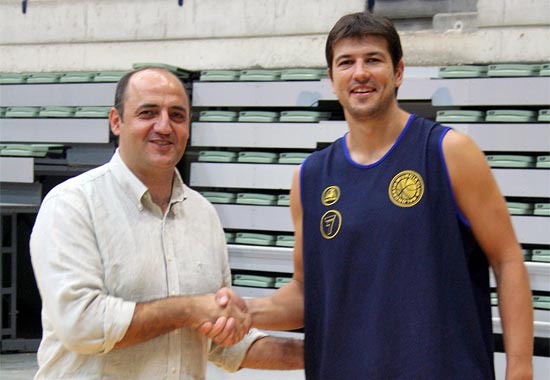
[494,259,533,378]
[241,336,304,370]
[247,280,304,331]
[115,294,225,349]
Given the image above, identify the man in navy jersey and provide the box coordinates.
[203,11,534,380]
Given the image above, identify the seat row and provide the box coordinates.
[225,231,294,248]
[198,110,331,123]
[487,154,549,169]
[197,151,309,164]
[438,63,550,78]
[506,202,549,216]
[0,62,192,85]
[199,68,327,82]
[232,274,292,289]
[436,109,550,123]
[201,191,289,206]
[0,106,110,118]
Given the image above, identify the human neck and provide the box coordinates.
[345,109,411,165]
[133,167,175,214]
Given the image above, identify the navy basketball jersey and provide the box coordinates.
[300,115,494,380]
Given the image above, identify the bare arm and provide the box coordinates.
[247,166,305,330]
[115,292,250,349]
[240,336,304,370]
[443,130,533,379]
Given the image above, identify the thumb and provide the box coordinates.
[215,287,230,307]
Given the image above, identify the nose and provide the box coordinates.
[352,60,370,82]
[154,110,171,135]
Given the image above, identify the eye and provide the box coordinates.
[139,110,156,118]
[337,59,353,66]
[170,112,187,122]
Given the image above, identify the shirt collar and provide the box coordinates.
[108,150,186,211]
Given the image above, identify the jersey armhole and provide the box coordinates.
[438,127,471,228]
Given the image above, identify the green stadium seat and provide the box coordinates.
[199,70,240,81]
[197,150,237,162]
[74,106,111,118]
[238,111,279,123]
[277,194,290,206]
[0,107,6,117]
[26,73,62,83]
[200,191,237,204]
[436,110,485,123]
[540,64,550,76]
[198,110,238,122]
[438,65,488,78]
[278,152,310,164]
[485,109,537,123]
[506,201,533,216]
[279,110,331,123]
[0,73,29,84]
[236,193,277,206]
[538,109,550,122]
[281,68,327,81]
[532,295,550,309]
[5,106,41,118]
[487,64,541,77]
[225,232,236,244]
[93,71,127,82]
[59,72,96,83]
[532,249,550,263]
[39,106,76,118]
[486,154,536,168]
[233,274,275,288]
[274,277,292,288]
[239,70,282,81]
[234,232,276,246]
[0,143,64,158]
[275,235,295,247]
[237,151,278,163]
[534,203,550,216]
[536,156,550,168]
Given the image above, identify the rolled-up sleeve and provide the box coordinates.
[30,186,135,355]
[208,328,268,372]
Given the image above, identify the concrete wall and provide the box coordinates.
[0,0,548,73]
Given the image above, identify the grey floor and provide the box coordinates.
[0,353,38,380]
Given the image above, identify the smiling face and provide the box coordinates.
[329,36,404,122]
[109,69,190,181]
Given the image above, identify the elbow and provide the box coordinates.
[58,326,107,355]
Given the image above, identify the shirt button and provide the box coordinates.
[171,367,176,373]
[167,256,173,262]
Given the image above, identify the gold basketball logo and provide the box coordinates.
[320,210,342,239]
[388,170,424,207]
[321,186,340,206]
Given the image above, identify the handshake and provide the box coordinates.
[193,287,252,347]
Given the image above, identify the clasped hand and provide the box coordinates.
[195,287,251,346]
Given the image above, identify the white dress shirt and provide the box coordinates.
[30,151,264,380]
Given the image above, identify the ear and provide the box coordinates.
[327,68,336,94]
[109,107,122,136]
[394,59,405,87]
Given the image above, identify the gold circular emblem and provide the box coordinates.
[321,186,340,206]
[388,170,424,207]
[320,210,342,239]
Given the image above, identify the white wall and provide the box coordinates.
[0,0,549,72]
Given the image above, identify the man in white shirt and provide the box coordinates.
[30,67,303,379]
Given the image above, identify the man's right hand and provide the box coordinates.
[196,287,250,346]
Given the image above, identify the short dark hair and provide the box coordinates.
[113,67,186,121]
[325,12,403,73]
